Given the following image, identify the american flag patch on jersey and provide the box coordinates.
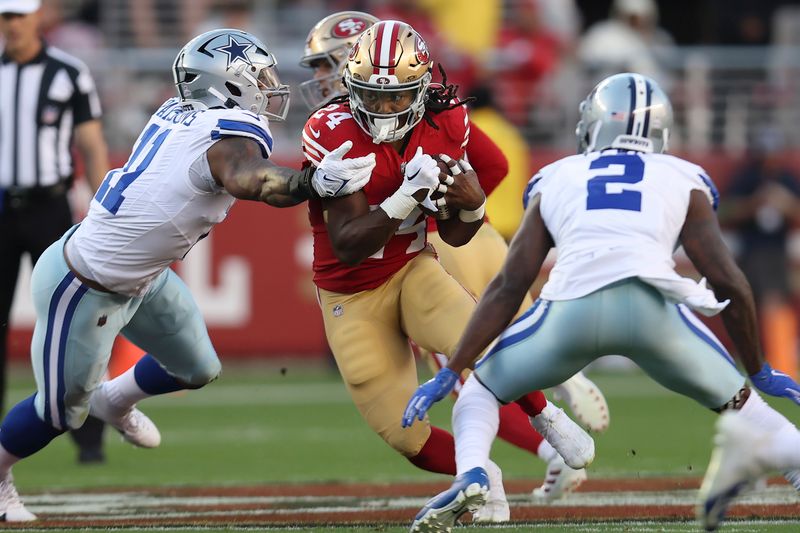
[610,111,628,121]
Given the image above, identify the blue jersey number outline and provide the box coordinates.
[94,124,171,214]
[586,153,644,212]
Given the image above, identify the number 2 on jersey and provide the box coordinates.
[586,153,644,212]
[94,124,171,214]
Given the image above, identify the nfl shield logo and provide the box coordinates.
[41,105,59,125]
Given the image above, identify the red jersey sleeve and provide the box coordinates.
[301,102,373,165]
[465,121,508,197]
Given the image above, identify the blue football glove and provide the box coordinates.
[750,363,800,405]
[402,368,460,428]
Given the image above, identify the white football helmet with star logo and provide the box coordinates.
[173,29,290,121]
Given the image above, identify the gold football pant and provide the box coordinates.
[424,223,533,380]
[317,247,476,457]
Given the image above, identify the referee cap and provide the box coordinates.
[0,0,40,15]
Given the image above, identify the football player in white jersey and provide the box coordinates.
[403,73,800,532]
[0,29,375,522]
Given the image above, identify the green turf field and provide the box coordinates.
[5,359,799,531]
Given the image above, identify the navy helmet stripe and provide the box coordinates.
[625,75,636,135]
[642,80,653,138]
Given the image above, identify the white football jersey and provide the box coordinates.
[67,97,274,296]
[526,149,726,314]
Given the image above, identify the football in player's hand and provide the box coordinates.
[428,155,453,219]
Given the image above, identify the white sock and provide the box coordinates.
[0,445,20,477]
[453,375,499,475]
[738,391,794,432]
[537,440,558,462]
[737,391,800,470]
[99,366,150,415]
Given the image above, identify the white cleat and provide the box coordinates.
[531,403,595,469]
[472,460,510,523]
[532,455,587,501]
[697,412,769,532]
[90,384,161,448]
[551,372,609,433]
[0,473,36,522]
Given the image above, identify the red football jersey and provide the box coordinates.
[302,101,469,293]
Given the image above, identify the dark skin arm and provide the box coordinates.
[436,159,487,247]
[323,191,404,266]
[679,190,764,375]
[446,195,554,374]
[206,137,308,207]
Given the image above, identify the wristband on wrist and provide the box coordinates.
[380,190,419,220]
[458,198,486,223]
[288,165,319,200]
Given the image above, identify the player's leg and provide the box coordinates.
[412,295,597,530]
[472,298,596,470]
[425,349,545,463]
[0,234,126,520]
[24,199,107,463]
[98,268,221,444]
[318,277,456,475]
[402,252,591,520]
[617,280,800,530]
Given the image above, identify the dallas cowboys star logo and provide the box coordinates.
[213,35,254,68]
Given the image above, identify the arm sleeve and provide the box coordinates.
[466,121,508,197]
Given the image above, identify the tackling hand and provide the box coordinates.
[750,362,800,405]
[402,368,459,427]
[312,140,376,197]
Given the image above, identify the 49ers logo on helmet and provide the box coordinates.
[348,40,360,60]
[332,17,368,38]
[415,37,430,64]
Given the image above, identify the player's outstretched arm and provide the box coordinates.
[447,195,553,373]
[681,190,800,404]
[680,190,762,374]
[207,138,375,207]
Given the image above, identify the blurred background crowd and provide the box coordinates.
[7,0,800,376]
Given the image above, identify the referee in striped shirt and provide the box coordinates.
[0,0,109,463]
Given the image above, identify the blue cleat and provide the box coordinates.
[410,467,489,533]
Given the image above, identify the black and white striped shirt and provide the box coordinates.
[0,43,101,188]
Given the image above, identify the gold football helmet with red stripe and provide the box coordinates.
[344,20,433,143]
[298,11,378,110]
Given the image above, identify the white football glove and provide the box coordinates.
[380,147,440,219]
[312,140,376,197]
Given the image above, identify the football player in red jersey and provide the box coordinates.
[299,12,605,505]
[301,20,594,521]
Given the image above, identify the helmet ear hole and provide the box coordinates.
[225,82,242,97]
